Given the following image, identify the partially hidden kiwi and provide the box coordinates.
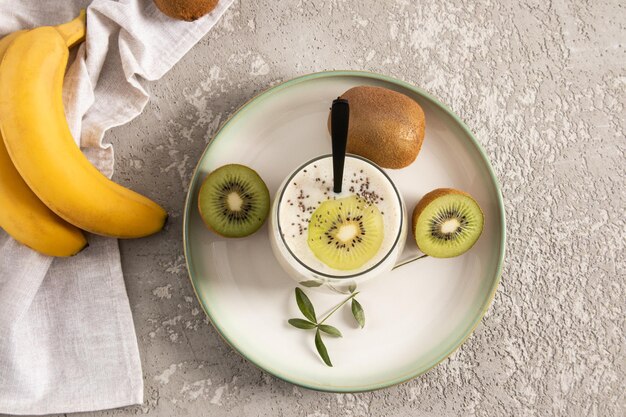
[198,164,270,238]
[308,195,384,270]
[412,188,484,258]
[329,86,426,169]
[154,0,219,21]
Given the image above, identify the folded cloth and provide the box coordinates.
[0,0,232,414]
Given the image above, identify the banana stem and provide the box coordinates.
[55,9,86,47]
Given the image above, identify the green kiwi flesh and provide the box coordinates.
[307,195,384,270]
[413,189,484,258]
[198,164,270,238]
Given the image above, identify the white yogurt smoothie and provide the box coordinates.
[274,155,404,277]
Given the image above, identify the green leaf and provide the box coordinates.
[295,288,317,323]
[318,324,342,337]
[288,319,317,329]
[351,298,365,328]
[315,330,333,367]
[300,280,323,288]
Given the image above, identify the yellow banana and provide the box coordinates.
[0,12,167,239]
[0,30,87,256]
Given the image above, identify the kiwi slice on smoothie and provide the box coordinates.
[308,195,384,270]
[198,164,270,237]
[412,188,484,258]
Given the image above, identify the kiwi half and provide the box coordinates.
[308,195,384,270]
[412,188,484,258]
[198,164,270,238]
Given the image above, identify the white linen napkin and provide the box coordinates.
[0,0,233,414]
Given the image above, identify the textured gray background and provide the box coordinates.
[19,0,626,416]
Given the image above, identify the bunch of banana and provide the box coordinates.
[0,11,167,257]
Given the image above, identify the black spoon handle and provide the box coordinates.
[331,98,350,194]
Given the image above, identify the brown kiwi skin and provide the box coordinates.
[328,86,426,169]
[153,0,219,21]
[411,188,484,253]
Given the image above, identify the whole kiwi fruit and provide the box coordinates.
[329,86,425,169]
[154,0,219,21]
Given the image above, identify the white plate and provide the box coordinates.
[183,71,505,392]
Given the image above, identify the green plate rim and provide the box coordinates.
[182,70,506,393]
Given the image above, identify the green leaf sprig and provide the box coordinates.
[288,287,365,366]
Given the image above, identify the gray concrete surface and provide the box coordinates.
[18,0,626,416]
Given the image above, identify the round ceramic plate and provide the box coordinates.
[183,71,505,392]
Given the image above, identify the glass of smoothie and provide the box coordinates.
[269,154,407,293]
